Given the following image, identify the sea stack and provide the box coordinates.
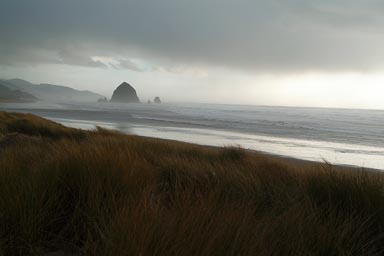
[110,82,140,103]
[97,97,108,103]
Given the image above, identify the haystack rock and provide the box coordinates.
[110,82,140,103]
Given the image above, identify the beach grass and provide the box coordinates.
[0,111,383,255]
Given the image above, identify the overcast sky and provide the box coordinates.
[1,0,384,109]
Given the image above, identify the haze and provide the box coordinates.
[1,0,384,109]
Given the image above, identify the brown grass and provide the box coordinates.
[0,111,383,255]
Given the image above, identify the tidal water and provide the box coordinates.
[2,102,384,170]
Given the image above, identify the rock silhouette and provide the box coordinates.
[154,97,161,104]
[97,97,108,103]
[110,82,140,103]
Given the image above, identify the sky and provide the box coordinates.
[1,0,384,109]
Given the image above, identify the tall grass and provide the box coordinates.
[0,112,383,255]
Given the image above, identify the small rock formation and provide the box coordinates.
[147,100,151,104]
[110,82,140,103]
[97,97,108,103]
[154,97,161,104]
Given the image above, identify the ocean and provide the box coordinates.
[1,102,384,170]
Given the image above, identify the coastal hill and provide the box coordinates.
[0,78,105,103]
[110,82,140,103]
[0,83,37,103]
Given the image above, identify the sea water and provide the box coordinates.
[2,102,384,170]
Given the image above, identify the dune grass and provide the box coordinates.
[0,111,383,255]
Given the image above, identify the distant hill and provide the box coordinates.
[0,79,105,103]
[0,82,37,103]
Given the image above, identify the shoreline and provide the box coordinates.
[131,132,384,173]
[1,107,383,170]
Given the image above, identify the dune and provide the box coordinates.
[0,111,383,255]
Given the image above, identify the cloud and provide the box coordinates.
[57,49,107,68]
[1,0,384,72]
[115,59,146,72]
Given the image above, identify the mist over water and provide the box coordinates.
[2,102,384,170]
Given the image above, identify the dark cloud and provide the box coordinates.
[1,0,384,72]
